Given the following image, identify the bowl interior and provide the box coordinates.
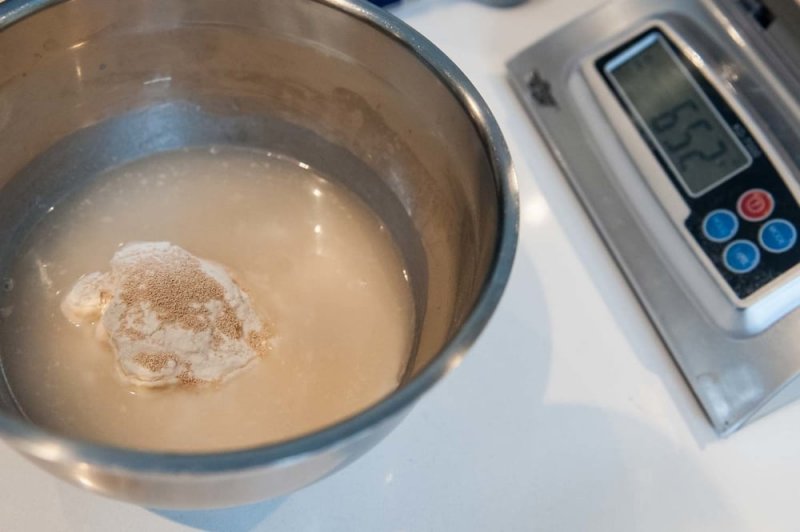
[0,0,501,445]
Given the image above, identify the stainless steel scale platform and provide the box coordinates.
[508,0,800,435]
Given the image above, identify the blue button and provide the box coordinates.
[759,219,797,254]
[723,240,760,274]
[703,209,739,243]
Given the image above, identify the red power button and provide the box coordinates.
[737,189,774,222]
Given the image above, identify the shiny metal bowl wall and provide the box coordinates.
[0,0,518,508]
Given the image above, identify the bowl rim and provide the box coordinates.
[0,0,520,473]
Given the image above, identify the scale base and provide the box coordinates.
[508,0,800,435]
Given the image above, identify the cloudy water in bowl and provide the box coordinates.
[0,147,414,452]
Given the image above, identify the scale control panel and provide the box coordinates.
[597,29,800,302]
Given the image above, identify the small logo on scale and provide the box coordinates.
[527,71,558,108]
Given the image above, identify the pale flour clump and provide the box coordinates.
[61,242,270,386]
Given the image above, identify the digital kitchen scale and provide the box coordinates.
[508,0,800,435]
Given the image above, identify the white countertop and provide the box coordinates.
[5,0,800,530]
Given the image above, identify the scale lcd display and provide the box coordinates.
[604,32,752,197]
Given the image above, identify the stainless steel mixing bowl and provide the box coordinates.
[0,0,518,508]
